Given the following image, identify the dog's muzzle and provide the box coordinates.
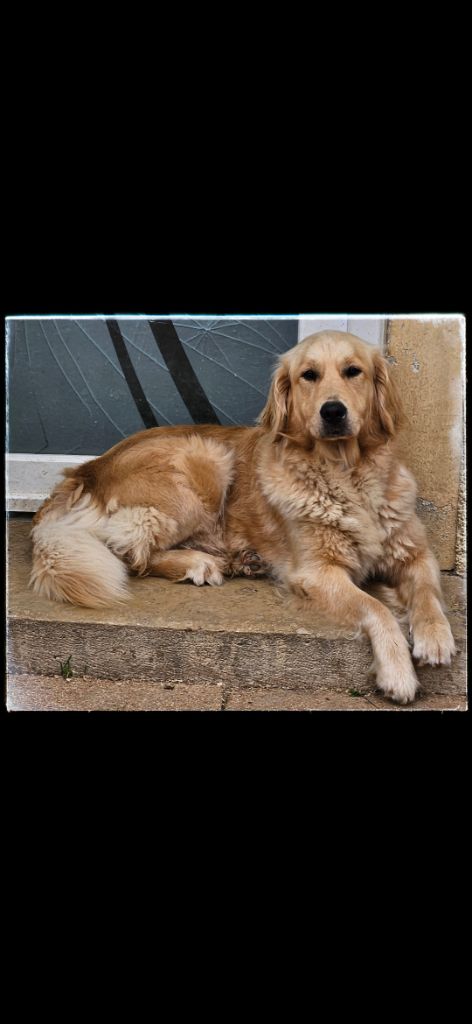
[320,401,350,437]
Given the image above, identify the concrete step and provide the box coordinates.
[7,519,467,711]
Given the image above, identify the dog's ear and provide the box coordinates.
[258,361,291,439]
[370,351,405,440]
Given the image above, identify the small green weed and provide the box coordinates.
[56,655,73,680]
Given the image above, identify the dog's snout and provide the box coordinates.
[320,401,347,422]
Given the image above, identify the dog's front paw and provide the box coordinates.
[412,619,456,666]
[376,662,419,705]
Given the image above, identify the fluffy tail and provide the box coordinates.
[30,476,129,608]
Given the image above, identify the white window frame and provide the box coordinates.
[6,314,388,512]
[298,316,386,348]
[6,453,94,512]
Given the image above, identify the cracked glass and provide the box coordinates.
[6,317,299,455]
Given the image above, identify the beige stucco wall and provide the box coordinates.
[455,443,466,575]
[386,317,465,571]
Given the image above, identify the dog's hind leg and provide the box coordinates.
[146,549,225,586]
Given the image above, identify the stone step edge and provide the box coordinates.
[7,614,465,696]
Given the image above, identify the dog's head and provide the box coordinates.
[258,331,404,448]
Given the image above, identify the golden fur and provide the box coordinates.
[30,331,456,703]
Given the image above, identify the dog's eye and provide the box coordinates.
[344,366,362,378]
[301,369,319,381]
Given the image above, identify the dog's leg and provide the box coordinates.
[394,550,456,666]
[288,564,419,704]
[147,549,225,586]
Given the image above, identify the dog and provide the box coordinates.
[30,330,456,704]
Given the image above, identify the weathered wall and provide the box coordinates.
[386,318,465,571]
[455,445,466,575]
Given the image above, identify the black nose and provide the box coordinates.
[320,401,347,422]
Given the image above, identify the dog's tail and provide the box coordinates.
[30,473,129,608]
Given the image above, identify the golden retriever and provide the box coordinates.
[30,330,456,704]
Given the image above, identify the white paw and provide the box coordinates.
[376,662,419,705]
[412,619,456,666]
[185,557,224,587]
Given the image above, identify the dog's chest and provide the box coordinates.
[259,453,415,563]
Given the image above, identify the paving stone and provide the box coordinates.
[7,675,223,712]
[224,687,467,712]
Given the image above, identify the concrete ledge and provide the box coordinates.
[7,520,467,709]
